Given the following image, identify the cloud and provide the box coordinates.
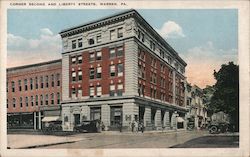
[182,41,237,88]
[156,21,185,39]
[7,28,62,67]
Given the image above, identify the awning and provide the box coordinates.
[177,117,185,123]
[42,116,61,122]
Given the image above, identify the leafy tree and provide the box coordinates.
[209,62,239,131]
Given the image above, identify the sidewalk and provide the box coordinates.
[8,134,83,149]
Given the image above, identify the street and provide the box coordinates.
[7,130,239,149]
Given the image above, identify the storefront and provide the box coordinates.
[7,112,34,129]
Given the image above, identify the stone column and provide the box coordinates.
[171,112,178,130]
[101,104,110,130]
[123,103,138,131]
[144,106,151,129]
[163,111,170,130]
[62,54,70,101]
[38,111,41,130]
[33,112,36,130]
[155,109,162,130]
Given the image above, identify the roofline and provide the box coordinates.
[7,59,62,72]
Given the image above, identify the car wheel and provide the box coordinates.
[209,126,218,134]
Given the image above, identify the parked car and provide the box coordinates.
[73,120,101,133]
[208,121,229,134]
[42,120,62,134]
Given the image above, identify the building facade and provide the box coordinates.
[59,9,188,131]
[186,84,208,129]
[7,59,62,130]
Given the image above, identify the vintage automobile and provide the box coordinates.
[208,121,229,134]
[42,120,62,134]
[73,120,101,133]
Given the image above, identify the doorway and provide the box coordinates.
[74,114,80,125]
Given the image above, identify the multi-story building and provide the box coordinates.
[186,84,208,129]
[7,59,62,130]
[59,9,187,131]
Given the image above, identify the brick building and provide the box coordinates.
[59,9,188,131]
[7,59,62,130]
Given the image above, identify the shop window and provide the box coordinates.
[11,81,15,92]
[110,29,115,40]
[78,38,83,48]
[89,52,95,62]
[24,79,28,91]
[57,93,60,104]
[96,67,102,79]
[117,27,123,38]
[117,63,123,77]
[89,86,95,98]
[72,40,76,49]
[20,97,23,108]
[109,84,115,96]
[96,85,102,97]
[96,51,102,60]
[13,98,16,108]
[88,38,95,45]
[109,48,115,58]
[30,78,33,90]
[97,35,102,43]
[117,47,123,57]
[78,70,82,81]
[18,80,22,91]
[89,68,95,79]
[25,97,28,107]
[110,65,115,77]
[78,55,82,64]
[117,84,123,96]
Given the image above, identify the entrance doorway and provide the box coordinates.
[74,114,80,125]
[110,106,122,130]
[139,106,145,123]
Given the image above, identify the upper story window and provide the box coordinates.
[117,27,123,38]
[25,97,28,107]
[78,55,82,64]
[117,84,123,96]
[57,93,60,104]
[71,86,76,98]
[96,67,102,79]
[89,86,95,98]
[56,74,60,86]
[71,56,76,64]
[88,38,95,45]
[96,85,102,97]
[96,51,102,60]
[78,69,82,81]
[18,80,22,91]
[45,76,49,88]
[51,74,54,87]
[20,97,23,108]
[109,84,115,96]
[12,98,16,108]
[35,77,38,89]
[30,78,33,90]
[78,38,83,48]
[89,52,95,62]
[7,99,8,108]
[97,35,101,43]
[35,95,38,106]
[138,30,145,42]
[31,96,34,106]
[72,40,76,49]
[109,48,116,58]
[11,81,15,92]
[110,30,115,40]
[6,82,8,92]
[110,65,116,77]
[24,79,28,91]
[40,95,44,106]
[150,40,155,51]
[71,69,76,82]
[117,47,123,57]
[117,63,124,77]
[45,94,48,105]
[89,68,95,79]
[51,93,54,105]
[160,50,164,59]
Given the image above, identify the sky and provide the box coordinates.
[7,9,238,88]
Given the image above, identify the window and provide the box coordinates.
[40,95,43,106]
[78,38,83,48]
[45,94,48,105]
[20,97,23,108]
[117,27,123,38]
[40,77,44,88]
[88,38,95,45]
[18,80,22,91]
[45,76,49,88]
[89,52,95,62]
[109,84,115,96]
[51,93,54,105]
[57,93,60,104]
[138,84,145,97]
[160,50,164,59]
[78,70,82,81]
[7,99,8,108]
[96,51,102,60]
[25,97,28,107]
[71,87,76,98]
[11,81,15,92]
[110,65,115,77]
[30,78,33,90]
[96,85,102,97]
[150,41,155,51]
[35,77,38,89]
[89,68,95,79]
[35,95,38,106]
[72,70,76,82]
[117,84,123,96]
[24,79,28,91]
[138,30,144,42]
[89,86,95,98]
[96,67,102,79]
[6,82,8,92]
[78,55,82,64]
[110,29,115,40]
[97,35,101,43]
[13,98,16,108]
[71,56,76,64]
[56,74,60,86]
[51,74,54,87]
[109,48,115,58]
[117,47,123,57]
[72,40,76,49]
[117,63,124,77]
[78,88,82,98]
[141,33,145,42]
[31,96,34,106]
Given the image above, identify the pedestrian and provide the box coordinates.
[119,122,122,132]
[139,122,144,133]
[135,120,138,133]
[131,120,135,132]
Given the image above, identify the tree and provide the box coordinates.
[209,62,239,131]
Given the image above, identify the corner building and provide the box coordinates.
[60,9,187,131]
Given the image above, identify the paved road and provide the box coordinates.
[40,131,206,148]
[171,134,239,148]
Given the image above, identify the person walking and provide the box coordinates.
[131,120,135,132]
[134,120,138,133]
